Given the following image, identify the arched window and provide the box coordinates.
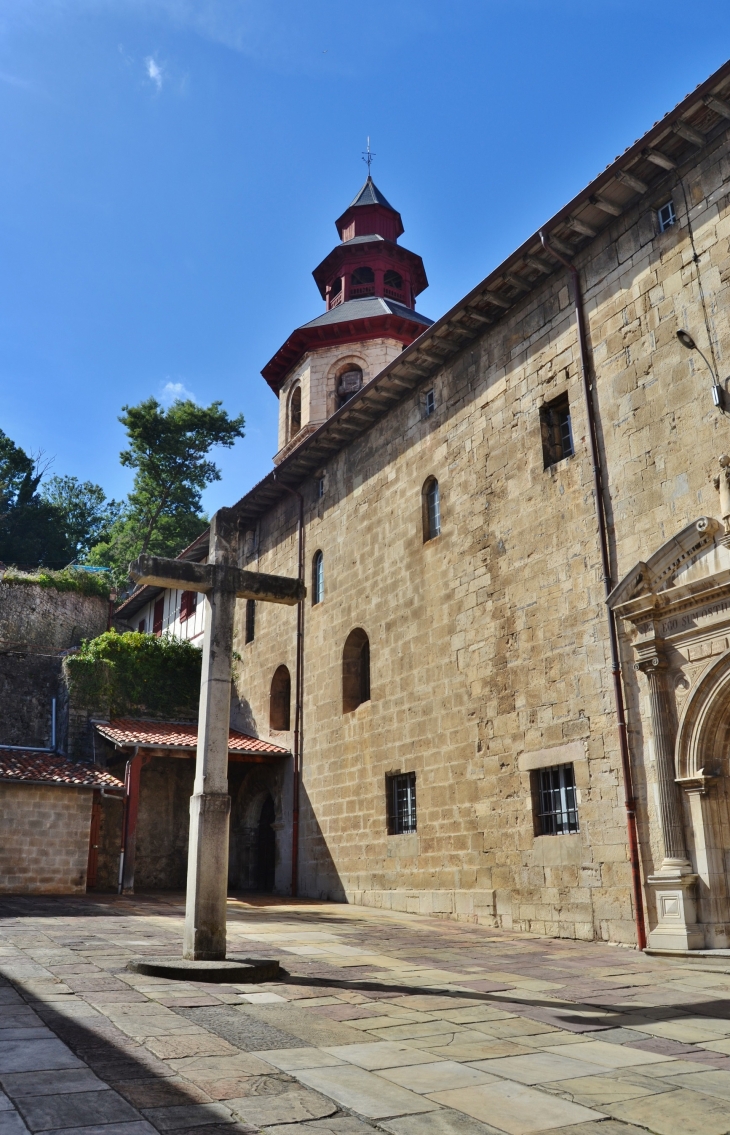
[351,266,374,285]
[270,665,291,730]
[343,629,370,713]
[312,550,324,605]
[337,365,363,407]
[289,385,302,439]
[384,269,403,292]
[422,477,441,541]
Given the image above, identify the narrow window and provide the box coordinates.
[384,269,403,294]
[422,477,441,541]
[138,619,146,634]
[342,628,370,713]
[245,599,255,644]
[540,393,574,468]
[312,550,324,605]
[153,596,164,636]
[424,389,435,417]
[179,590,197,622]
[270,665,291,731]
[657,200,676,233]
[387,772,417,834]
[316,477,325,500]
[534,764,579,835]
[289,385,302,439]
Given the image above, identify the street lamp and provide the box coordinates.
[676,329,724,409]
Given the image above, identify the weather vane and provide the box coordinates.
[362,137,375,175]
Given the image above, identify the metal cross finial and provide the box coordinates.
[362,136,375,174]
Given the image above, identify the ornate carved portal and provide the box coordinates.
[610,492,730,950]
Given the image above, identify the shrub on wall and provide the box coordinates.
[66,630,201,718]
[1,567,112,599]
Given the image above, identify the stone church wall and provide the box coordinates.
[235,124,730,943]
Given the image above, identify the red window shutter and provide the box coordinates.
[180,591,197,622]
[138,619,146,634]
[153,597,164,636]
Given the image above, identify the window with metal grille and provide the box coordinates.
[535,763,579,835]
[312,550,324,605]
[245,599,255,644]
[657,200,676,233]
[424,389,435,417]
[179,590,197,622]
[540,393,574,468]
[387,772,417,834]
[422,477,441,541]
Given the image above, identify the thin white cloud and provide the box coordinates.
[145,55,163,90]
[160,381,196,404]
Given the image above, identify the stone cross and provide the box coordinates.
[130,507,305,960]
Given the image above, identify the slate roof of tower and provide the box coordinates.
[349,177,396,210]
[95,719,290,756]
[301,297,434,331]
[0,749,125,789]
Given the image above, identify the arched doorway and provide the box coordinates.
[256,795,276,892]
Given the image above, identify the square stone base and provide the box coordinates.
[647,873,705,950]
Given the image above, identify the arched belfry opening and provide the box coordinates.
[289,385,302,440]
[337,365,363,408]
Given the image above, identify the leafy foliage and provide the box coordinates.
[0,430,119,568]
[66,630,202,718]
[86,397,244,589]
[2,566,112,599]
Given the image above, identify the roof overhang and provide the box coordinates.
[262,311,432,394]
[312,239,428,298]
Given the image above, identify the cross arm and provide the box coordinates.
[129,554,306,605]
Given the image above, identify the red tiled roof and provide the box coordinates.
[0,749,125,790]
[95,719,290,756]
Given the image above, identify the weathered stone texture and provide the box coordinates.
[232,127,730,943]
[0,580,108,651]
[0,784,92,893]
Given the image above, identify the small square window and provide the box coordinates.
[316,477,325,500]
[534,764,579,836]
[387,772,417,834]
[424,389,435,417]
[540,393,574,468]
[245,599,255,644]
[657,200,676,233]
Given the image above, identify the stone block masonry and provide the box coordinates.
[232,117,730,945]
[0,783,93,893]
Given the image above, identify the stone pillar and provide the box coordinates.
[183,509,238,961]
[637,653,703,950]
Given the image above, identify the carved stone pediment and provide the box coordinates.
[608,518,723,611]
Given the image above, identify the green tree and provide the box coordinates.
[40,475,122,560]
[86,397,244,586]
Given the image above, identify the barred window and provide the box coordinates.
[245,599,255,644]
[312,550,324,605]
[387,772,417,834]
[422,477,441,541]
[535,763,579,835]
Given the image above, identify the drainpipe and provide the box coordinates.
[273,474,305,897]
[118,745,139,894]
[540,232,647,950]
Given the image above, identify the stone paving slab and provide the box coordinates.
[293,1064,440,1119]
[428,1081,604,1133]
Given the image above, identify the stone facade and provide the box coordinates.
[0,784,93,894]
[230,94,730,945]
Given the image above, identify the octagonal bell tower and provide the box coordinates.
[263,176,433,464]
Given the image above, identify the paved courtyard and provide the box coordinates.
[2,896,730,1135]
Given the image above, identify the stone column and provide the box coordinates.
[637,652,703,950]
[183,509,238,961]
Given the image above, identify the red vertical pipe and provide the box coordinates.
[540,232,647,950]
[121,749,143,894]
[274,474,305,897]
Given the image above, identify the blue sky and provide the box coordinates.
[2,0,729,515]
